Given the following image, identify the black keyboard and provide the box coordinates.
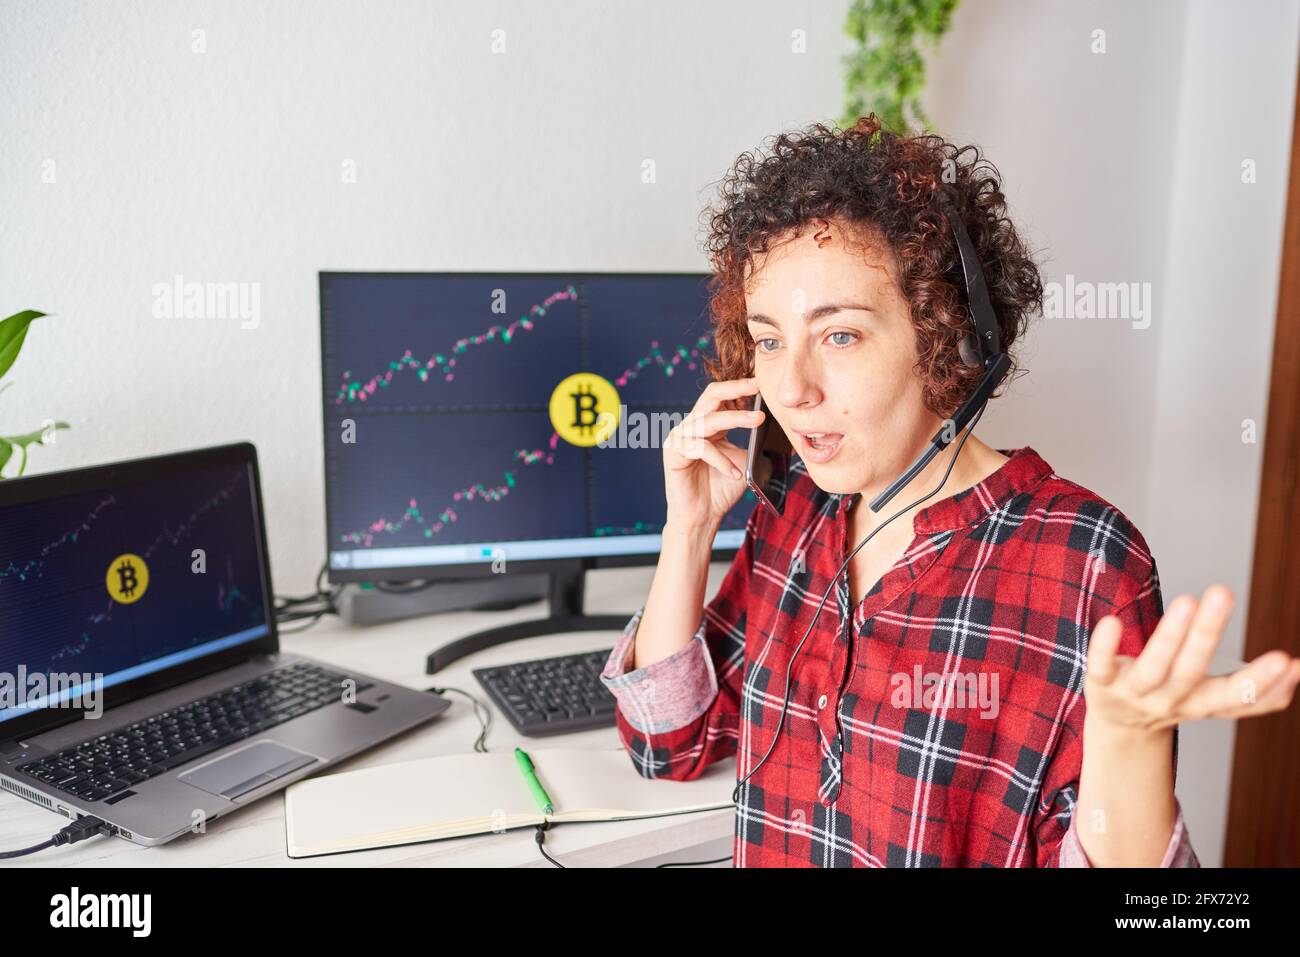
[473,648,617,736]
[18,662,370,803]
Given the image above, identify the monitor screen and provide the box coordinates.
[320,273,756,581]
[0,459,272,726]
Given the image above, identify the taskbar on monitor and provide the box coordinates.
[329,529,746,571]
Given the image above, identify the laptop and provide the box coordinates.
[0,442,451,846]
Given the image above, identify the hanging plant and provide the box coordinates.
[841,0,961,134]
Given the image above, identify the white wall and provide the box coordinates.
[3,0,1296,865]
[929,0,1299,866]
[0,0,847,586]
[1140,0,1298,866]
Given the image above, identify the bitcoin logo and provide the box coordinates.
[549,372,620,447]
[106,553,149,604]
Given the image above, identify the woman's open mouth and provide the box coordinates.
[795,430,845,464]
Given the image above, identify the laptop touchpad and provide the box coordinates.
[178,741,319,801]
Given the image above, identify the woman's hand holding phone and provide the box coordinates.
[662,376,764,533]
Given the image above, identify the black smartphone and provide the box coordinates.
[744,392,788,517]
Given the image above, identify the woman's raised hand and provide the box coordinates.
[662,377,764,532]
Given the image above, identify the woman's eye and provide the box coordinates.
[755,338,781,353]
[827,331,857,347]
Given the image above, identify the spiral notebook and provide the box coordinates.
[283,746,736,858]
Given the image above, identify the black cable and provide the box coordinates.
[0,837,56,859]
[274,593,327,609]
[275,600,333,614]
[0,815,112,859]
[275,562,333,611]
[273,563,444,633]
[276,609,333,634]
[527,805,741,867]
[535,821,564,867]
[731,404,986,805]
[425,684,492,752]
[277,607,332,622]
[274,561,339,633]
[657,854,732,868]
[528,811,738,867]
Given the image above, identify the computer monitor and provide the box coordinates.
[318,272,757,668]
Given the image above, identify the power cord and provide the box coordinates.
[275,561,339,634]
[274,562,333,611]
[425,684,492,753]
[273,563,454,634]
[0,815,113,859]
[535,820,564,867]
[528,806,742,869]
[276,608,335,634]
[656,853,732,868]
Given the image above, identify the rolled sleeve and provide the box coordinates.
[1058,797,1199,867]
[600,605,720,735]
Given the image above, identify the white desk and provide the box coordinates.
[0,565,736,867]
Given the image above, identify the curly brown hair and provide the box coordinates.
[699,113,1043,420]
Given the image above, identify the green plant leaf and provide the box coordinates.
[0,422,70,478]
[842,0,960,135]
[0,310,47,382]
[2,421,71,446]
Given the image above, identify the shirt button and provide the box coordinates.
[817,694,828,710]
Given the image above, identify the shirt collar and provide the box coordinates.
[832,446,1054,534]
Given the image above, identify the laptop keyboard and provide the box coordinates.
[17,662,370,803]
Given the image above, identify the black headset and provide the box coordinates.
[730,194,1011,805]
[868,195,1011,513]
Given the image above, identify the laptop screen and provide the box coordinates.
[0,458,272,726]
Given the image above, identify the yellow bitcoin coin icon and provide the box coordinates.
[106,553,149,605]
[549,372,621,447]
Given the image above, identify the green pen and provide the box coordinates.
[514,747,554,816]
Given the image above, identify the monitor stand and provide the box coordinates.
[425,561,632,673]
[336,574,548,626]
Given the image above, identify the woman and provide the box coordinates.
[599,114,1300,867]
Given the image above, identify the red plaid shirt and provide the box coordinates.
[601,446,1199,867]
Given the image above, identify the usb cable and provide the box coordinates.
[0,815,113,859]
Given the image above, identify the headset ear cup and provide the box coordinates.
[957,332,982,368]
